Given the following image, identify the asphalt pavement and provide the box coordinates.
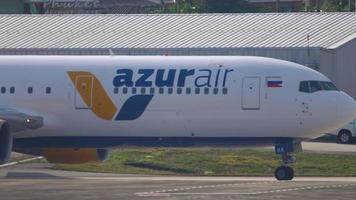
[1,141,356,200]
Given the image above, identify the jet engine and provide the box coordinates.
[0,109,44,165]
[42,148,109,164]
[0,122,12,164]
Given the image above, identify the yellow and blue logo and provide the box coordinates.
[68,68,234,120]
[68,71,153,121]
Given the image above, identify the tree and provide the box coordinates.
[205,0,249,13]
[321,0,349,12]
[161,0,205,13]
[162,0,266,13]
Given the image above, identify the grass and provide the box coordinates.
[311,134,338,143]
[51,148,356,177]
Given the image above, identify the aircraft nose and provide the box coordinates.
[338,92,356,122]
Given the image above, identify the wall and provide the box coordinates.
[321,38,356,99]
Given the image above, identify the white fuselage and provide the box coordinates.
[0,56,355,148]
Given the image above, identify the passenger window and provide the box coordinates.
[168,88,173,94]
[186,88,191,94]
[123,87,128,94]
[1,87,5,94]
[10,87,15,94]
[141,88,146,94]
[213,88,218,94]
[150,88,155,94]
[46,87,51,94]
[132,87,137,94]
[195,88,200,94]
[159,88,164,94]
[299,81,310,93]
[177,88,182,94]
[28,87,33,94]
[113,88,118,94]
[204,88,209,95]
[310,81,322,93]
[222,88,228,94]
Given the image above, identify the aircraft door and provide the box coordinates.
[242,77,261,110]
[74,75,93,109]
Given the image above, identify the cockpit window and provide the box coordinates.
[310,81,322,93]
[299,81,338,93]
[320,81,338,91]
[299,81,310,93]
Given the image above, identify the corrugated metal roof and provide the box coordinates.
[0,13,355,49]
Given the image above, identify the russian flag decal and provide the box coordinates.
[267,78,283,88]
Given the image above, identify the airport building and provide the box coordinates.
[0,13,355,98]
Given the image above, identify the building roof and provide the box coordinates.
[0,13,355,50]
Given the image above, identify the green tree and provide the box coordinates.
[162,0,268,13]
[321,0,348,12]
[205,0,249,13]
[162,0,205,13]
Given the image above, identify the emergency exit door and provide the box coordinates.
[74,75,93,109]
[242,77,261,110]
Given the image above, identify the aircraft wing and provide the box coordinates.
[0,108,43,132]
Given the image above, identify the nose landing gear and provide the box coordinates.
[275,154,296,180]
[274,139,301,181]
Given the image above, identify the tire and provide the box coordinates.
[275,166,294,181]
[285,166,294,180]
[338,130,353,144]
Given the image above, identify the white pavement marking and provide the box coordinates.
[135,181,277,196]
[136,183,356,197]
[0,157,43,168]
[78,176,356,182]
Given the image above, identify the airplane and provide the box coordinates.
[0,55,355,181]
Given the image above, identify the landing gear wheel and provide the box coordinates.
[275,166,294,181]
[274,140,300,181]
[286,166,294,180]
[338,130,352,144]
